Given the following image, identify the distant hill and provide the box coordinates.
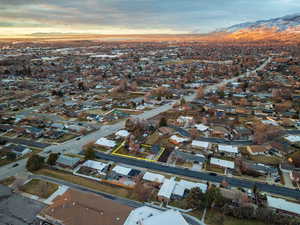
[220,13,300,33]
[202,13,300,42]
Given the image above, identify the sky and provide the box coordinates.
[0,0,300,35]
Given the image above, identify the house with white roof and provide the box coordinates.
[195,124,209,132]
[218,144,239,156]
[123,206,189,225]
[267,195,300,216]
[143,172,165,184]
[210,157,235,169]
[157,178,177,202]
[115,130,130,139]
[169,135,189,145]
[112,165,132,177]
[285,135,300,143]
[158,177,208,202]
[191,140,210,150]
[81,160,109,175]
[95,137,116,148]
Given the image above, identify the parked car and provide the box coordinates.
[209,172,217,176]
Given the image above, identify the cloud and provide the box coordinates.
[0,0,300,34]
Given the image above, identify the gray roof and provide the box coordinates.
[56,155,81,167]
[174,150,206,163]
[0,185,46,225]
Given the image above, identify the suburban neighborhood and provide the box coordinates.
[1,15,300,225]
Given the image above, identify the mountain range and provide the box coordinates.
[220,13,300,33]
[204,13,300,42]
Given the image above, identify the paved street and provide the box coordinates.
[94,151,300,200]
[0,158,27,180]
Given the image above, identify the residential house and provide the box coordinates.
[3,144,31,158]
[218,144,239,157]
[95,137,117,149]
[25,127,43,138]
[124,206,189,225]
[115,130,130,139]
[210,157,235,170]
[177,116,195,128]
[245,162,278,177]
[247,145,272,156]
[191,140,210,150]
[169,135,189,145]
[143,172,165,184]
[77,160,110,176]
[56,155,81,169]
[195,124,209,132]
[111,165,140,179]
[37,189,132,225]
[285,135,300,144]
[267,195,300,216]
[173,150,206,169]
[157,177,207,202]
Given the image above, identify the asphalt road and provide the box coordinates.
[0,158,27,180]
[94,151,300,200]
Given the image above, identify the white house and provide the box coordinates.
[191,140,210,149]
[115,130,130,138]
[210,157,235,169]
[195,124,209,132]
[143,172,165,184]
[123,206,189,225]
[95,137,116,148]
[218,145,239,155]
[267,195,300,215]
[285,135,300,143]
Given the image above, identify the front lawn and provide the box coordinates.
[205,209,267,225]
[36,169,132,199]
[21,179,58,198]
[249,155,282,165]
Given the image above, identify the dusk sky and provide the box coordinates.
[1,0,300,35]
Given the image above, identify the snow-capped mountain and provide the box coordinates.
[221,13,300,33]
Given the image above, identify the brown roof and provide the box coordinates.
[39,189,133,225]
[248,145,271,153]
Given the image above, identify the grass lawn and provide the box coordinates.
[205,164,225,174]
[114,146,149,159]
[205,209,267,225]
[36,169,133,199]
[0,176,16,186]
[145,131,161,145]
[175,160,193,168]
[250,155,282,165]
[21,179,58,199]
[93,145,110,152]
